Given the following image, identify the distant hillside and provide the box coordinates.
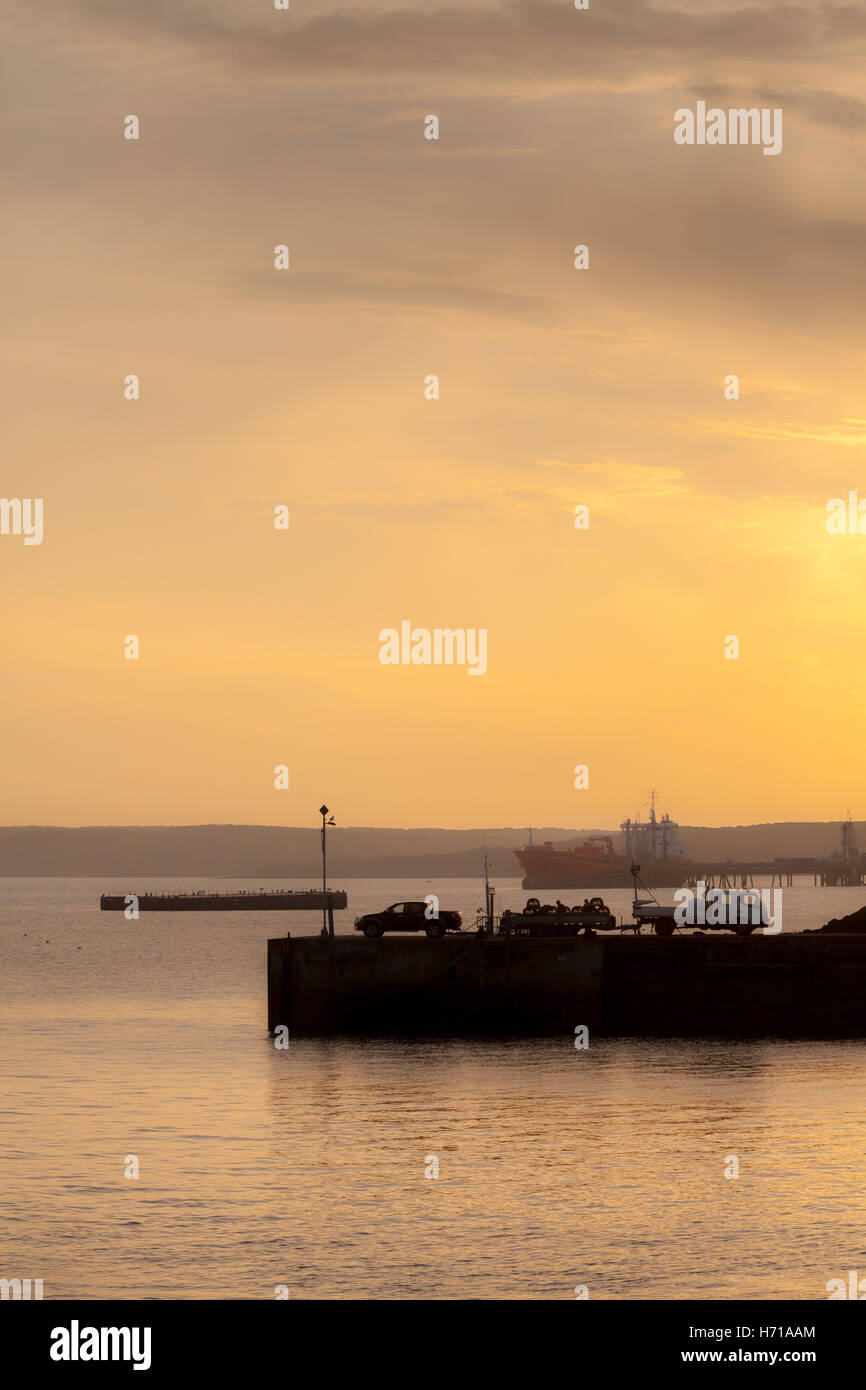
[0,825,573,877]
[0,821,861,877]
[677,822,863,861]
[257,845,523,879]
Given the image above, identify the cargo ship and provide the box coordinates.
[514,797,691,889]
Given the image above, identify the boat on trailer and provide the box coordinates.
[629,865,770,936]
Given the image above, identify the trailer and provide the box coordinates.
[630,866,773,936]
[499,896,621,936]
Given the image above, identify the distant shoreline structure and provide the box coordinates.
[0,820,863,879]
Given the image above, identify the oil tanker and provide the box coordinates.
[514,799,691,889]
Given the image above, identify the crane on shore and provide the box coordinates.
[842,812,861,866]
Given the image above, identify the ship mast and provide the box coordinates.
[483,845,495,932]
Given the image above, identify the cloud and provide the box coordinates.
[363,145,541,161]
[42,1,866,91]
[695,417,866,446]
[694,82,866,135]
[233,268,548,319]
[739,379,808,400]
[769,89,866,133]
[289,458,693,522]
[532,457,691,508]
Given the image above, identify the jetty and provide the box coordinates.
[101,888,347,912]
[268,930,866,1038]
[683,859,866,888]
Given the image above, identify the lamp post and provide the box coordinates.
[319,805,335,936]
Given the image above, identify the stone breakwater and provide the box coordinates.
[268,931,866,1038]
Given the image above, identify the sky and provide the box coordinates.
[2,0,865,829]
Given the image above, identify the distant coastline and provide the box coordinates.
[0,821,862,878]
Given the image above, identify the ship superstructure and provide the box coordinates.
[620,793,689,864]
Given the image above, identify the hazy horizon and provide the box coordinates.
[2,816,864,831]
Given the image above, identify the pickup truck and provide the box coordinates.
[354,901,463,939]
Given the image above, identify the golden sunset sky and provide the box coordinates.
[3,0,865,828]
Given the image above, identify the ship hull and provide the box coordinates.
[515,852,687,891]
[517,867,686,889]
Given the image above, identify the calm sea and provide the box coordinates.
[1,876,865,1300]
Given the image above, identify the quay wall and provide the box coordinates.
[268,932,866,1038]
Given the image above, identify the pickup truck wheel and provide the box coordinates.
[425,921,447,939]
[654,919,676,937]
[363,919,384,938]
[734,923,756,936]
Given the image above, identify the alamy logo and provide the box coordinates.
[826,1270,866,1299]
[674,102,782,156]
[826,491,866,535]
[379,622,487,675]
[0,1277,43,1299]
[0,498,43,545]
[674,882,782,933]
[50,1321,152,1371]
